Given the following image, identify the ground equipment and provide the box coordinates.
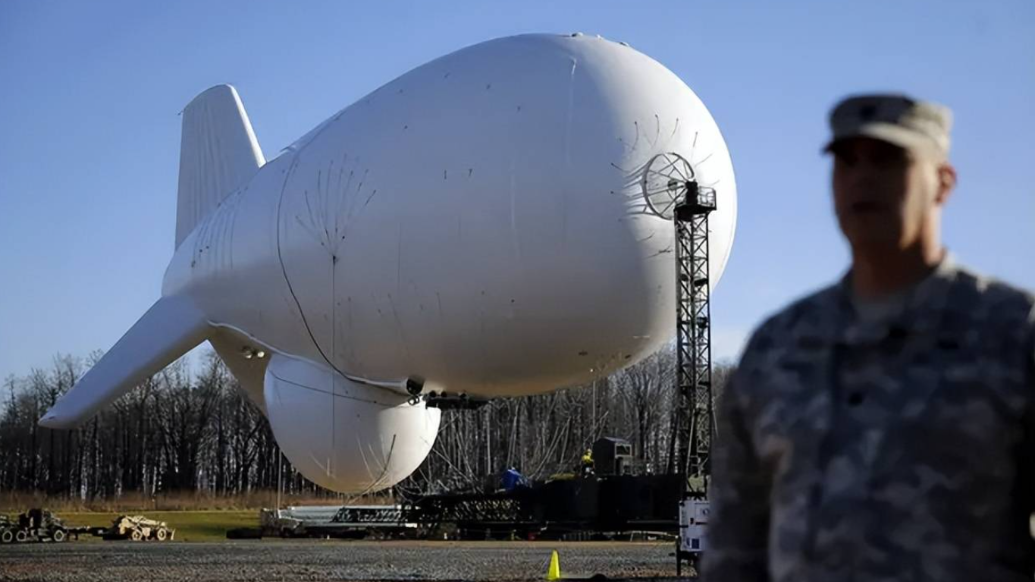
[103,515,174,541]
[0,515,16,544]
[13,508,70,543]
[256,505,415,539]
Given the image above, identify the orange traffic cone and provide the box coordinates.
[546,550,562,581]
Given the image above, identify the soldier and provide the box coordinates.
[703,94,1035,581]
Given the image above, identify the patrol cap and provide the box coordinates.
[824,93,952,160]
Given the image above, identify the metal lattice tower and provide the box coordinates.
[640,152,716,499]
[674,182,716,497]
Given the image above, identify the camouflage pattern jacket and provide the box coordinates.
[703,259,1035,582]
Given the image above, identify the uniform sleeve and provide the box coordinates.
[1022,303,1035,568]
[701,328,773,582]
[1029,304,1035,392]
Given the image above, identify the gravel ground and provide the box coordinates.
[0,540,685,582]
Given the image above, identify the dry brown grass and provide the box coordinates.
[0,490,395,513]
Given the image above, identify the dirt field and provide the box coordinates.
[0,540,682,582]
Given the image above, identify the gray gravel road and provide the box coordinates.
[0,540,685,582]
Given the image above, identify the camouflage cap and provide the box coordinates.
[824,93,952,159]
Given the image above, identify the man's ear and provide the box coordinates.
[935,163,957,205]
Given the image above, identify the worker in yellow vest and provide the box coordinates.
[580,449,595,476]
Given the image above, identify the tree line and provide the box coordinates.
[0,349,733,503]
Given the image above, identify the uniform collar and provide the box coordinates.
[834,251,959,339]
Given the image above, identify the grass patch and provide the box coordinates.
[56,510,259,543]
[0,490,390,513]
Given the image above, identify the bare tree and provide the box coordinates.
[0,344,729,502]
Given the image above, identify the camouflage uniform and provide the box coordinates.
[703,257,1035,581]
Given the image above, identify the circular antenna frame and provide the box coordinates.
[641,153,697,220]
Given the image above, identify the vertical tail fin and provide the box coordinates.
[176,84,265,248]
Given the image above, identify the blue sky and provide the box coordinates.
[1,0,1032,379]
